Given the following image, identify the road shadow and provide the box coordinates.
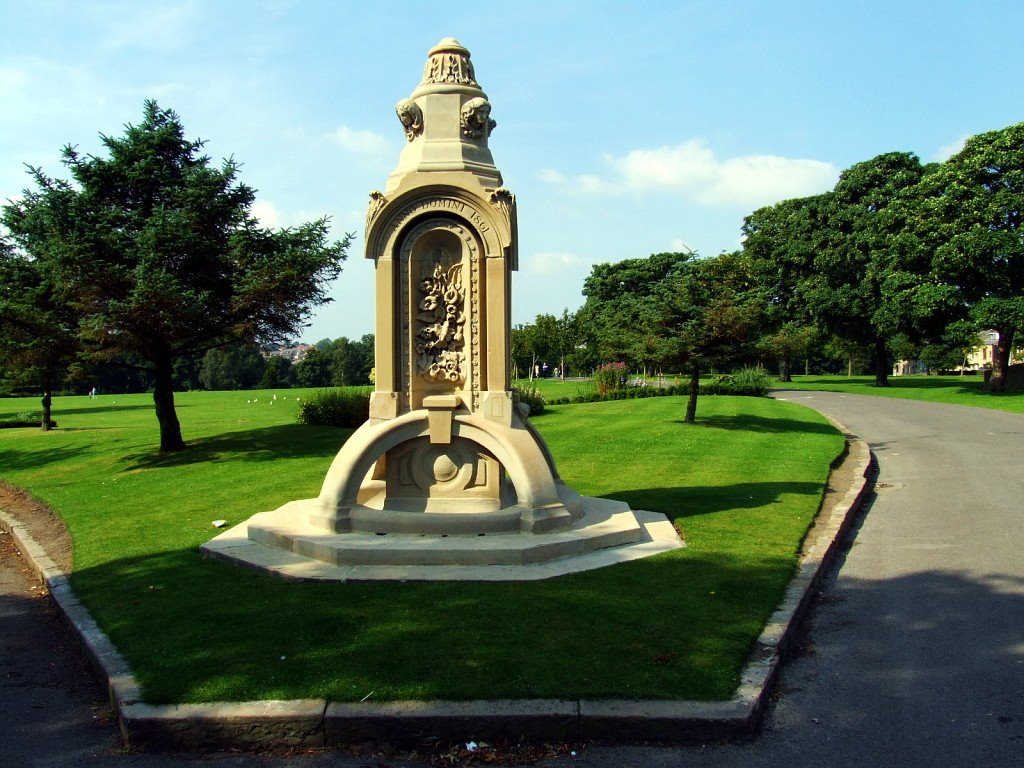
[783,565,1024,761]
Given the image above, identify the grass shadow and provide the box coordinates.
[120,423,353,471]
[0,445,93,472]
[53,404,169,417]
[606,480,826,524]
[678,414,838,435]
[68,543,803,704]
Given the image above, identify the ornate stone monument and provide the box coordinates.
[204,39,682,579]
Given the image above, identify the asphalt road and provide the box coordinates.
[2,391,1023,767]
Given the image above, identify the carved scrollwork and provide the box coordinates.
[395,99,423,141]
[460,97,496,140]
[415,249,466,383]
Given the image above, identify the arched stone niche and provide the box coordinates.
[397,217,484,414]
[367,189,515,424]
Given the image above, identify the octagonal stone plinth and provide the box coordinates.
[201,499,684,582]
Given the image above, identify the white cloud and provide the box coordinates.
[537,168,567,184]
[699,154,838,207]
[540,138,839,209]
[98,1,201,52]
[525,251,584,276]
[324,125,389,155]
[934,136,968,162]
[251,200,283,228]
[611,140,718,191]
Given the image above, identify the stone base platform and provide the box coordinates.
[200,498,684,582]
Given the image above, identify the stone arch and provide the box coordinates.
[311,410,572,534]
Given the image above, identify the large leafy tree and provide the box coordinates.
[660,251,763,422]
[580,251,691,372]
[742,194,827,380]
[326,334,374,386]
[805,152,928,387]
[198,343,266,390]
[3,102,351,449]
[293,346,332,388]
[0,238,80,428]
[889,123,1024,392]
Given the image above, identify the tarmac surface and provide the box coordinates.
[2,390,1023,766]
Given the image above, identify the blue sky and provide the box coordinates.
[3,1,1022,343]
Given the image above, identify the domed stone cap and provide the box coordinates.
[384,37,503,193]
[421,37,479,87]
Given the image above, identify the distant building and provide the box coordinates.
[893,329,1018,375]
[265,344,312,363]
[965,330,1002,371]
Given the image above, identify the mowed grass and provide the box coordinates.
[782,374,1024,414]
[513,377,595,400]
[0,389,843,705]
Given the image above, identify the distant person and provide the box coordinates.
[89,387,96,398]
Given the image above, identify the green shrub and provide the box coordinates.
[593,362,628,396]
[729,366,773,394]
[0,412,55,429]
[545,369,771,406]
[512,384,546,415]
[296,388,371,428]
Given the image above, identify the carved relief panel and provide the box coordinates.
[397,218,484,413]
[415,249,466,384]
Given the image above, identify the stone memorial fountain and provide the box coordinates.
[204,38,682,580]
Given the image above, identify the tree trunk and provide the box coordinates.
[778,358,792,383]
[153,354,187,451]
[847,356,853,377]
[873,336,890,387]
[684,362,700,424]
[40,371,53,432]
[560,354,566,382]
[985,328,1015,393]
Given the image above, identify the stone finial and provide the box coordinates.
[386,37,502,191]
[421,37,478,87]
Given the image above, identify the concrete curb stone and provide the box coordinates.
[0,419,873,750]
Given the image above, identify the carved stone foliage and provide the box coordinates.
[489,187,514,230]
[395,99,423,141]
[416,248,466,383]
[461,97,496,139]
[366,191,387,233]
[422,51,478,87]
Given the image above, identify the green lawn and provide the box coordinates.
[514,377,595,400]
[781,374,1024,414]
[0,389,843,704]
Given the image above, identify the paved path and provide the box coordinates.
[2,392,1023,766]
